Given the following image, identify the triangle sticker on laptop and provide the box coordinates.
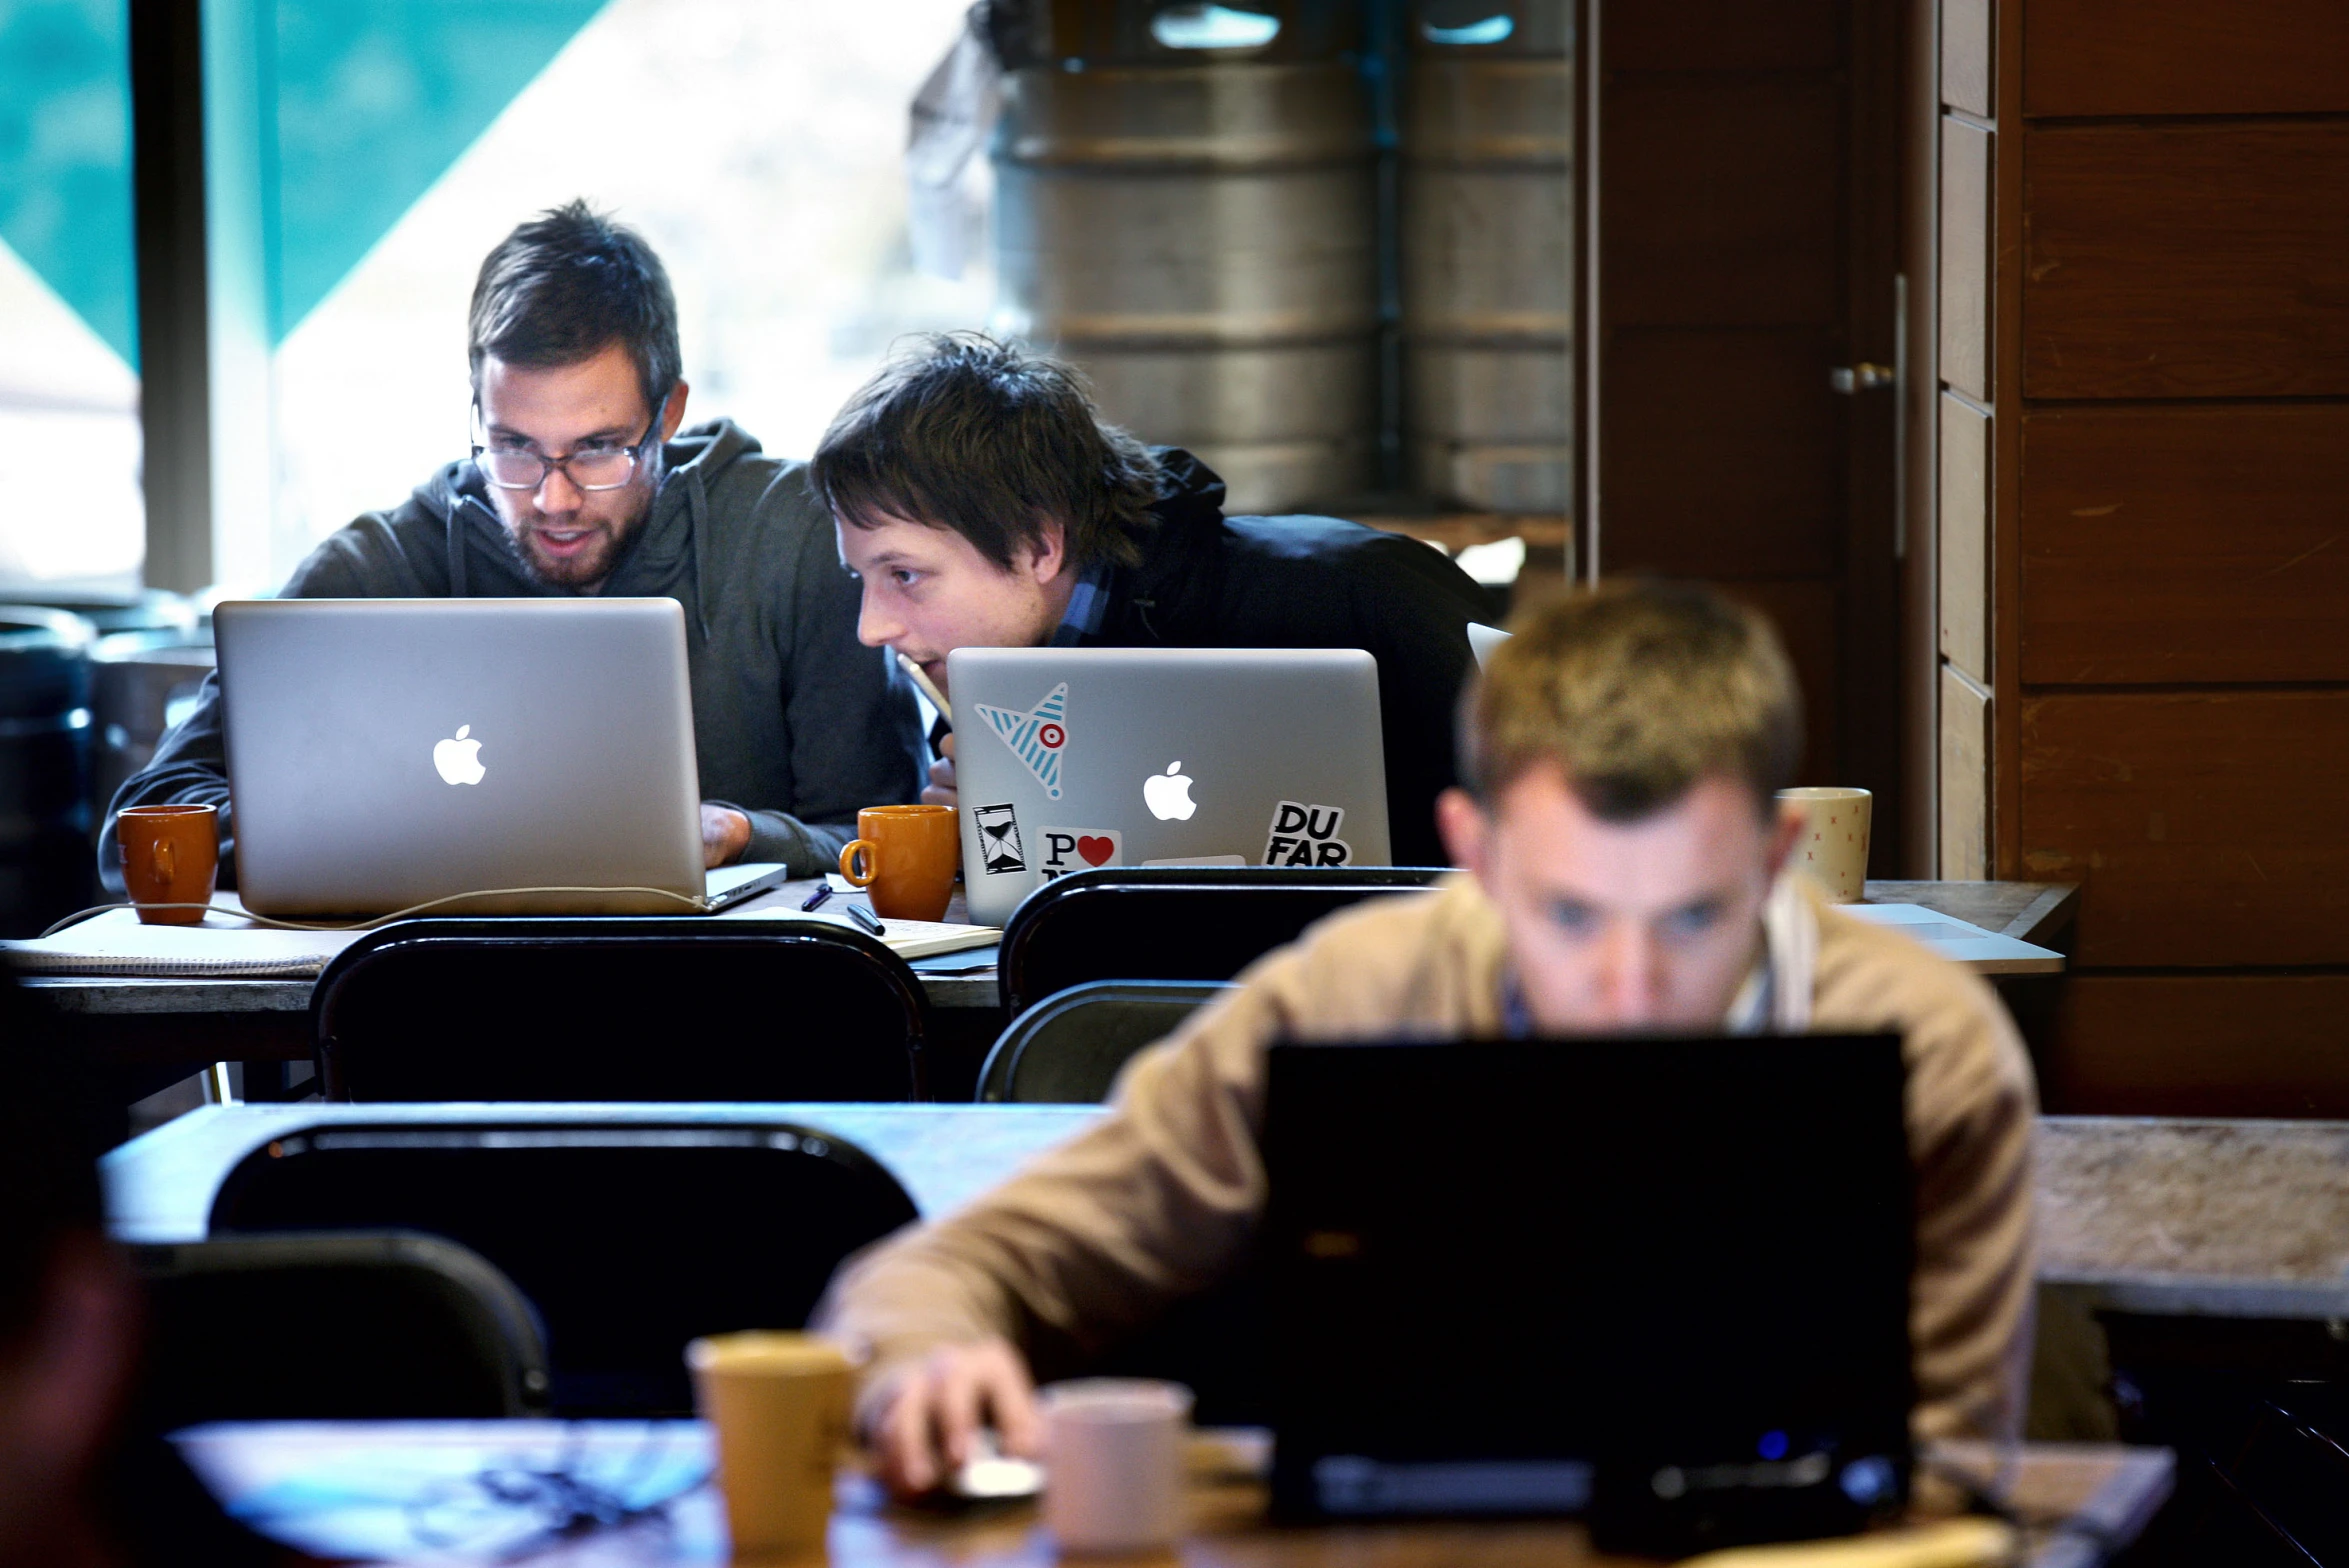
[973,682,1069,800]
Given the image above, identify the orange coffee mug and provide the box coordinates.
[117,803,220,926]
[837,804,959,922]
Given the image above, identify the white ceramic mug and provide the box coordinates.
[1040,1378,1193,1554]
[1778,787,1873,903]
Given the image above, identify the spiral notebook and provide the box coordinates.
[1,906,362,978]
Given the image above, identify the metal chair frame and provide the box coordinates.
[134,1229,552,1419]
[978,978,1235,1102]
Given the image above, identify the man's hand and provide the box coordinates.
[699,804,752,868]
[921,732,958,810]
[870,1337,1041,1497]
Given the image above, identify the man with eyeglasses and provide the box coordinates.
[100,201,923,885]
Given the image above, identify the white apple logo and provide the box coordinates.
[1143,760,1197,822]
[433,724,486,786]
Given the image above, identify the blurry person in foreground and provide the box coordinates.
[817,580,2038,1495]
[0,971,312,1567]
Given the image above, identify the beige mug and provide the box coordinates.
[687,1332,851,1561]
[1779,786,1873,903]
[837,804,958,921]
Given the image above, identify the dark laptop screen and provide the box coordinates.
[1262,1034,1914,1540]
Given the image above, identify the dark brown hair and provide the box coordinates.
[468,200,680,425]
[811,334,1162,572]
[1461,579,1804,821]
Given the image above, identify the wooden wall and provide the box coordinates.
[1932,0,2349,1112]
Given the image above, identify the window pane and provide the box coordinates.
[0,0,142,592]
[268,0,989,584]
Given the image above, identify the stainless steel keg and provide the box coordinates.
[993,59,1378,511]
[0,607,94,934]
[1401,14,1572,511]
[90,630,215,830]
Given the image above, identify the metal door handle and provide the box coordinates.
[1830,363,1895,394]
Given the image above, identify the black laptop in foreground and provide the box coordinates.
[1262,1033,1915,1556]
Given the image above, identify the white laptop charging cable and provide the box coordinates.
[33,885,712,939]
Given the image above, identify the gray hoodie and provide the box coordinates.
[99,418,925,890]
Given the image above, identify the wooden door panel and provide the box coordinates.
[1941,0,1991,117]
[1603,77,1842,327]
[1938,393,1990,682]
[2021,405,2349,685]
[2024,123,2349,399]
[1939,119,1993,404]
[2024,0,2349,118]
[2019,692,2349,967]
[1596,0,1898,855]
[1718,579,1839,788]
[1602,329,1841,579]
[2042,975,2349,1119]
[1607,0,1839,74]
[1940,666,1990,880]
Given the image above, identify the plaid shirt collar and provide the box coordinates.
[1048,558,1115,647]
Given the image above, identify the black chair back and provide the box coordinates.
[979,980,1234,1102]
[133,1231,549,1424]
[2100,1311,2349,1565]
[209,1120,920,1414]
[313,918,928,1101]
[997,866,1446,1014]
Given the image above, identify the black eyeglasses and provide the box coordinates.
[470,400,666,493]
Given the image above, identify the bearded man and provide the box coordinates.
[102,201,922,883]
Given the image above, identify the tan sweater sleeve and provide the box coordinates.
[816,972,1288,1379]
[814,885,1498,1424]
[1811,908,2039,1443]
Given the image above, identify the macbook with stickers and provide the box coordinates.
[948,646,1392,928]
[214,598,708,917]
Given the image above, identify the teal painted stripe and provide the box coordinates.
[0,0,137,365]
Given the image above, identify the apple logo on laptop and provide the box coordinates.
[433,724,486,786]
[1143,761,1196,822]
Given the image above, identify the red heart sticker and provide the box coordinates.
[1076,835,1116,866]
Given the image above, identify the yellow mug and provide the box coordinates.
[837,804,958,922]
[687,1332,851,1560]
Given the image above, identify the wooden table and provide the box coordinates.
[2039,1114,2349,1319]
[32,880,2076,1092]
[173,1420,2169,1567]
[113,1102,2224,1266]
[1863,881,2079,951]
[104,1102,1101,1244]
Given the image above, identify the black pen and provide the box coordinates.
[800,883,833,912]
[844,902,886,937]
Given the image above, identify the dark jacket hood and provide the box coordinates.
[1114,446,1234,644]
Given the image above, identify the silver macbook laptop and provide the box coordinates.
[214,599,707,917]
[948,646,1391,927]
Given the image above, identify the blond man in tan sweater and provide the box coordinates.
[819,581,2038,1496]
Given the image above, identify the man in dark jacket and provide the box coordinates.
[814,334,1492,867]
[101,203,923,889]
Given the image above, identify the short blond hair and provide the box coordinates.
[1462,580,1803,820]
